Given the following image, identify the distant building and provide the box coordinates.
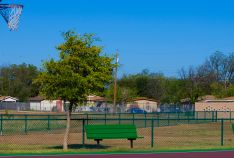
[127,97,158,112]
[87,95,106,106]
[195,95,234,111]
[29,95,106,112]
[29,96,63,112]
[0,96,18,102]
[195,95,234,118]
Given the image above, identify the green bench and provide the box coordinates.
[85,124,143,148]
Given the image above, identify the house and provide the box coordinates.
[29,96,64,112]
[87,95,106,106]
[0,96,18,102]
[126,97,158,113]
[195,95,234,111]
[75,95,108,112]
[195,95,234,118]
[29,95,106,112]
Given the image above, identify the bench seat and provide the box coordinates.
[85,124,143,148]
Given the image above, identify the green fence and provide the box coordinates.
[2,110,234,119]
[1,111,234,135]
[0,114,233,152]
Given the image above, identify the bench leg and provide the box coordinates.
[95,139,102,145]
[130,139,133,148]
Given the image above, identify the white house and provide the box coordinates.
[29,95,107,112]
[29,96,64,112]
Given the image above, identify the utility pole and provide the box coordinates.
[113,50,118,113]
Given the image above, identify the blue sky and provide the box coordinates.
[1,0,234,77]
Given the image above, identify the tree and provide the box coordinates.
[0,63,39,101]
[35,31,115,150]
[105,83,137,107]
[161,78,184,104]
[178,66,204,103]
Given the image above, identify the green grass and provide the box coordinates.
[0,145,234,155]
[0,122,233,153]
[0,115,233,154]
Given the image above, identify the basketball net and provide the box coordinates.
[0,4,23,31]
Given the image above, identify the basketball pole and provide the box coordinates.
[113,50,118,113]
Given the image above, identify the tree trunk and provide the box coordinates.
[63,102,73,150]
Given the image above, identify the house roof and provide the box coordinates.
[196,95,217,102]
[0,96,18,101]
[87,95,106,102]
[29,96,45,101]
[223,96,234,100]
[130,97,157,102]
[29,95,107,102]
[180,98,191,103]
[196,95,234,103]
[199,95,217,101]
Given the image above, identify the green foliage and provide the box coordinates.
[118,70,166,100]
[161,78,183,104]
[35,31,115,107]
[211,83,225,98]
[225,84,234,96]
[106,51,234,103]
[211,83,234,98]
[105,84,137,104]
[0,63,40,101]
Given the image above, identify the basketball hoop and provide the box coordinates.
[0,4,23,31]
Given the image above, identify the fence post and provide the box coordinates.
[86,114,89,125]
[133,113,135,124]
[47,115,50,130]
[104,113,107,125]
[151,119,154,148]
[157,114,160,127]
[177,112,180,125]
[212,111,214,122]
[230,111,232,122]
[187,113,190,124]
[144,113,147,128]
[24,115,28,134]
[221,119,224,146]
[167,113,170,126]
[216,111,218,122]
[82,119,85,146]
[0,114,2,135]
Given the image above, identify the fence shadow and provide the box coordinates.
[48,144,110,149]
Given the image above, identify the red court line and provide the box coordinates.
[1,151,234,158]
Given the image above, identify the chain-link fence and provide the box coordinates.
[0,113,233,152]
[0,102,30,111]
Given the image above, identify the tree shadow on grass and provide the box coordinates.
[49,144,110,149]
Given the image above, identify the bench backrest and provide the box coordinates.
[85,124,138,139]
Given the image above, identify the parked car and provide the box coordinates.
[127,108,147,114]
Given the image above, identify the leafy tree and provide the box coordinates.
[35,31,115,150]
[105,83,137,106]
[224,84,234,97]
[178,66,206,103]
[0,63,39,101]
[161,78,184,104]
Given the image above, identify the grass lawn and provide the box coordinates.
[0,121,233,153]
